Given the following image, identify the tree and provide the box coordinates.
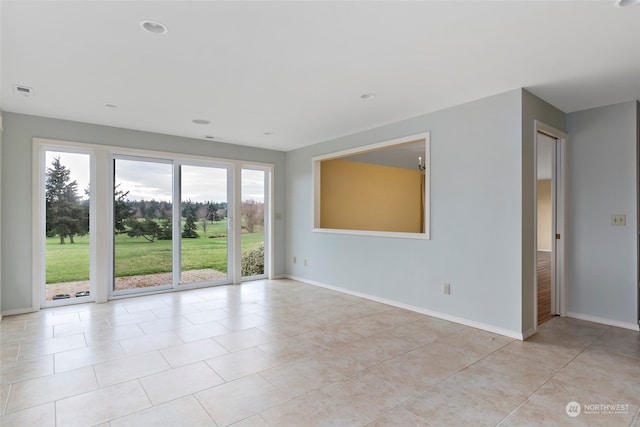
[125,216,161,242]
[157,218,172,240]
[114,185,133,234]
[241,200,264,233]
[46,156,88,244]
[197,205,209,236]
[182,201,199,238]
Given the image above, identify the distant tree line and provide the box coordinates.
[114,190,229,242]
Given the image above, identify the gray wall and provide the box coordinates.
[567,101,638,326]
[286,89,527,335]
[0,113,287,313]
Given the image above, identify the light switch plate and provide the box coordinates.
[611,214,626,226]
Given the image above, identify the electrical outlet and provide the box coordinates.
[444,283,451,295]
[611,214,626,226]
[293,256,297,264]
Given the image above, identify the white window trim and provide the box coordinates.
[312,131,431,240]
[32,137,274,310]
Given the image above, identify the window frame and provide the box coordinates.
[312,132,431,240]
[33,137,274,309]
[34,142,97,308]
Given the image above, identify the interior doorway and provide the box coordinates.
[536,133,554,325]
[535,122,568,326]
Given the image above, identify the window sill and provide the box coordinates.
[312,228,430,240]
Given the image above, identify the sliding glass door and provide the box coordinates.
[180,164,230,286]
[37,141,271,303]
[113,157,173,293]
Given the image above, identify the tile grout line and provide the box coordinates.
[387,339,513,424]
[2,384,12,416]
[631,406,640,427]
[493,327,606,426]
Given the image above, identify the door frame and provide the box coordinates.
[534,120,568,327]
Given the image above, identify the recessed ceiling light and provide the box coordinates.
[264,131,274,136]
[192,119,210,125]
[616,0,640,6]
[203,135,215,140]
[140,20,168,34]
[104,103,119,109]
[360,93,376,100]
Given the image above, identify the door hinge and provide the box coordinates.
[556,234,561,239]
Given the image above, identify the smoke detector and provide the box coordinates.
[13,84,34,97]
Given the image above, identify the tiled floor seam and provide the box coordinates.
[492,343,592,426]
[2,384,11,415]
[631,406,640,426]
[191,392,220,426]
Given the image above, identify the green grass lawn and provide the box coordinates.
[45,220,264,284]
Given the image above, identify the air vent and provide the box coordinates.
[13,84,34,97]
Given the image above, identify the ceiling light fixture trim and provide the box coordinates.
[140,20,169,34]
[615,0,640,6]
[192,119,210,125]
[360,93,376,100]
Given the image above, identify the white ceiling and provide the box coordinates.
[342,140,425,170]
[1,1,639,152]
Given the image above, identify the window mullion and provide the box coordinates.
[173,162,181,288]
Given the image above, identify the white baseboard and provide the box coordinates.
[286,275,525,340]
[536,249,552,253]
[522,327,537,339]
[567,312,639,331]
[1,307,38,317]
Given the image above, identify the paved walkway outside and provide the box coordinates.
[46,268,226,300]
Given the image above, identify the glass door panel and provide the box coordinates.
[180,165,229,285]
[44,151,92,303]
[113,158,173,292]
[241,168,266,278]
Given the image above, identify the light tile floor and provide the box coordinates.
[1,279,639,426]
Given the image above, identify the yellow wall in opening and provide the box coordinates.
[320,159,422,233]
